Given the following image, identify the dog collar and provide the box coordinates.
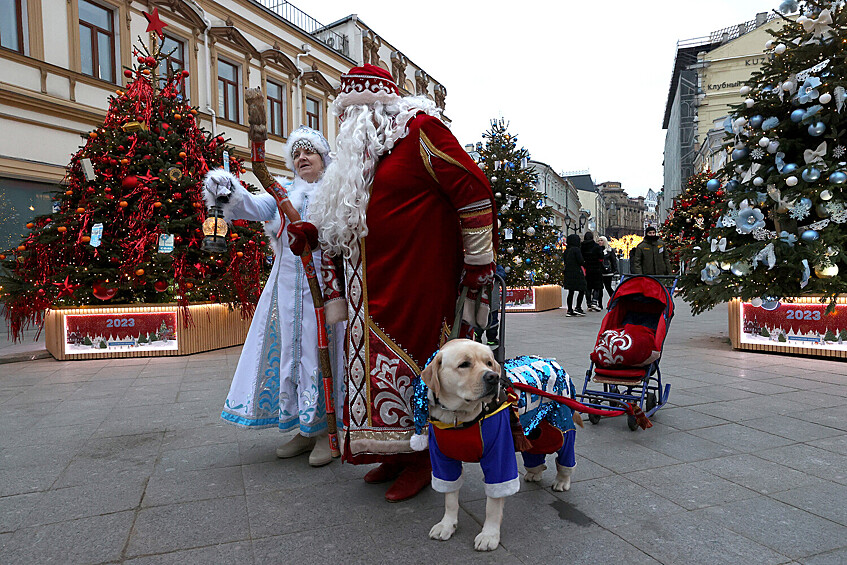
[430,400,511,430]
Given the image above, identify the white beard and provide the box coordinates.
[309,96,441,259]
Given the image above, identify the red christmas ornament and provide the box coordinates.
[92,281,118,300]
[153,280,169,292]
[124,69,133,78]
[122,176,138,190]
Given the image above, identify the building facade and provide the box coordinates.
[660,12,783,223]
[644,188,659,229]
[563,171,602,236]
[529,160,580,236]
[598,181,646,239]
[0,0,447,253]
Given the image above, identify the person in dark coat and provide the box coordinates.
[562,233,587,316]
[631,226,672,275]
[581,232,604,311]
[597,236,618,308]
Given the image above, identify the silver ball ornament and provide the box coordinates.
[820,92,832,104]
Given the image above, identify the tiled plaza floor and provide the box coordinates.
[1,299,846,564]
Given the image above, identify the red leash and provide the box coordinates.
[509,381,652,430]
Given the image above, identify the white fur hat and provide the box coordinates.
[283,126,332,173]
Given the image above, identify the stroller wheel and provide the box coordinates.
[627,414,638,431]
[588,413,601,425]
[647,392,658,413]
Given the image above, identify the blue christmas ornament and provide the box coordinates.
[829,171,847,184]
[801,229,820,242]
[706,179,721,191]
[762,85,774,92]
[727,179,740,191]
[803,105,822,120]
[782,163,798,175]
[790,109,806,122]
[802,167,821,182]
[808,121,826,136]
[761,298,781,311]
[749,115,764,129]
[799,197,813,208]
[525,258,531,264]
[731,148,749,161]
[762,117,780,130]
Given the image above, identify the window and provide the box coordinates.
[266,80,287,137]
[159,34,187,99]
[217,59,239,122]
[305,96,321,132]
[79,0,116,82]
[0,0,23,53]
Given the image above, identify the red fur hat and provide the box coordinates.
[336,63,400,108]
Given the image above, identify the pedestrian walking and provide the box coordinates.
[581,232,604,311]
[563,233,587,316]
[597,236,618,308]
[631,226,672,275]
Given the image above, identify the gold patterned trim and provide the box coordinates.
[369,320,421,376]
[419,129,470,173]
[419,141,439,183]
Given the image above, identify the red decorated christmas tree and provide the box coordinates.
[0,36,269,339]
[660,170,723,253]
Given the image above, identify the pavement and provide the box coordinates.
[2,299,847,564]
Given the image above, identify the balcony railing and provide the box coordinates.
[253,0,349,57]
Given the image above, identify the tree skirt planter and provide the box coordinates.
[728,297,847,360]
[505,285,562,312]
[45,303,253,360]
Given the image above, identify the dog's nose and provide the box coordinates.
[483,371,499,386]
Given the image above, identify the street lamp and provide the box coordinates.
[565,209,590,235]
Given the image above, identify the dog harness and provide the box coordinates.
[428,402,520,498]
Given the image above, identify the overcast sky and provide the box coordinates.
[301,0,778,197]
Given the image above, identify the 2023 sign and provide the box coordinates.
[785,309,822,321]
[105,317,136,328]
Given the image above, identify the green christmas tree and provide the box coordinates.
[0,37,270,339]
[681,0,847,313]
[660,170,723,254]
[476,119,562,287]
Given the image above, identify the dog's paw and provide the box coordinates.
[523,464,546,483]
[474,530,500,551]
[552,475,572,492]
[429,520,457,541]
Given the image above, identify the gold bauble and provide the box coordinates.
[814,264,839,278]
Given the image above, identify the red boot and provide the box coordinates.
[384,459,432,502]
[363,461,405,484]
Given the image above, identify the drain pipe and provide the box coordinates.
[187,0,217,135]
[295,43,311,127]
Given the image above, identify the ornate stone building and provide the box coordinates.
[598,182,646,239]
[0,0,449,250]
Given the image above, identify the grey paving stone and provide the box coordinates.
[0,493,39,533]
[160,422,239,451]
[3,510,134,565]
[804,405,847,433]
[774,390,847,409]
[575,438,681,473]
[118,384,181,406]
[154,442,240,474]
[687,422,796,452]
[626,462,760,510]
[143,465,245,507]
[691,454,826,495]
[462,489,662,564]
[127,496,249,556]
[0,444,78,471]
[22,479,144,527]
[756,444,847,484]
[612,511,789,565]
[802,547,847,564]
[696,496,847,560]
[124,541,254,565]
[808,433,847,455]
[743,414,845,442]
[650,406,730,430]
[632,430,739,462]
[771,481,847,525]
[0,465,63,497]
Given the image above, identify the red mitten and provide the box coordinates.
[461,262,495,290]
[287,221,319,256]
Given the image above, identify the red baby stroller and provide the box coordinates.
[581,275,676,431]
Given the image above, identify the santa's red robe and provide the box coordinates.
[343,113,496,462]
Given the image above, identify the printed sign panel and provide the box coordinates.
[505,287,536,311]
[64,311,178,354]
[739,301,847,352]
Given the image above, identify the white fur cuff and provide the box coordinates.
[203,169,247,221]
[484,477,520,498]
[431,473,464,493]
[410,432,429,451]
[324,297,348,325]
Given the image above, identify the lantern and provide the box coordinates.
[201,201,228,253]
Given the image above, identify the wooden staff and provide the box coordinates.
[245,88,340,458]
